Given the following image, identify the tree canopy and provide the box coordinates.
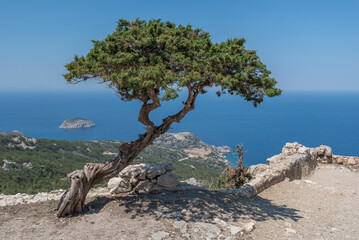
[58,18,282,217]
[64,19,281,106]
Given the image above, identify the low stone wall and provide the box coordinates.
[108,162,180,194]
[332,155,359,165]
[0,163,193,207]
[234,142,359,198]
[0,188,110,207]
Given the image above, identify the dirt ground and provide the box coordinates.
[0,163,358,240]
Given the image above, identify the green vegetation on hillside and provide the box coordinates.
[0,135,225,194]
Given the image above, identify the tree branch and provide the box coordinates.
[156,84,203,135]
[138,88,161,130]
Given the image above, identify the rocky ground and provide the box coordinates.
[0,163,358,240]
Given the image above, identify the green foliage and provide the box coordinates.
[0,136,225,194]
[217,144,252,189]
[0,137,116,194]
[64,18,281,105]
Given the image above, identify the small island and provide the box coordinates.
[59,117,95,129]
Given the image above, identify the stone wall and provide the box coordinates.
[234,142,359,198]
[108,162,180,194]
[0,188,109,207]
[332,155,359,165]
[0,163,194,207]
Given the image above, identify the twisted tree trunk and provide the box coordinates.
[56,133,155,217]
[56,86,202,217]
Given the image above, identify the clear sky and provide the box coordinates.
[0,0,358,91]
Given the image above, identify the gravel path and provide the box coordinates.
[251,164,359,239]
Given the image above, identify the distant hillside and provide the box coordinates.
[0,132,229,194]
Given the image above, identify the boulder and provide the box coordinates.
[336,157,344,164]
[147,165,167,179]
[316,145,332,163]
[243,221,255,233]
[134,180,153,193]
[157,172,179,190]
[347,157,357,165]
[108,162,178,194]
[108,177,132,194]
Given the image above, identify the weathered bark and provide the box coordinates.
[56,134,155,217]
[56,86,201,217]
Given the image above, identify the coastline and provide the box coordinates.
[0,91,359,167]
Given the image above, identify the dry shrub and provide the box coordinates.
[217,144,252,189]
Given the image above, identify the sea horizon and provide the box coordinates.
[1,90,358,166]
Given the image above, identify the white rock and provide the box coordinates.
[286,228,297,234]
[22,162,32,169]
[151,231,169,240]
[304,180,316,185]
[173,220,188,233]
[0,200,6,207]
[108,177,132,194]
[336,156,344,164]
[2,159,16,170]
[230,225,243,235]
[243,221,255,233]
[195,222,221,235]
[298,146,310,154]
[207,232,218,239]
[213,217,228,227]
[347,157,356,165]
[102,151,117,156]
[107,177,122,189]
[14,198,24,205]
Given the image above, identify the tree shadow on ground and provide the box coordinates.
[85,188,303,223]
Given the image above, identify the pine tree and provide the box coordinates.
[57,19,281,217]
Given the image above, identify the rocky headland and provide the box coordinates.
[153,132,231,165]
[59,117,95,129]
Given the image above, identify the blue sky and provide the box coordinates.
[0,0,358,91]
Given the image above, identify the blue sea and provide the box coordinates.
[0,90,358,166]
